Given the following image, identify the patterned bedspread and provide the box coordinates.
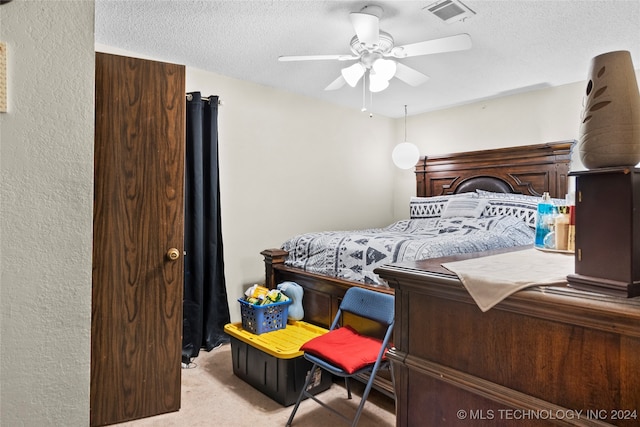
[282,215,534,286]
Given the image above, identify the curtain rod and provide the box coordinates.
[185,93,223,105]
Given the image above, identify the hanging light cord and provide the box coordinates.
[404,105,408,142]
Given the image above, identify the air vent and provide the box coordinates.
[424,0,476,23]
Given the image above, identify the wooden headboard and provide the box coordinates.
[416,141,574,199]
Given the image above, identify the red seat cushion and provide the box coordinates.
[300,326,386,374]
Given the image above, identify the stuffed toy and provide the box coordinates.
[277,281,304,321]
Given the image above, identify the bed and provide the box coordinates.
[281,214,534,286]
[262,141,573,328]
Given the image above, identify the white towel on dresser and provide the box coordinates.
[442,249,574,312]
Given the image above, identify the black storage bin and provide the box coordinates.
[225,322,332,406]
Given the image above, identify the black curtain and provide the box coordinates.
[183,92,230,363]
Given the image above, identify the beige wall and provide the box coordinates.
[186,68,397,321]
[0,1,95,426]
[392,82,588,218]
[392,68,640,218]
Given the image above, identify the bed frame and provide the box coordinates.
[415,141,572,198]
[262,141,573,326]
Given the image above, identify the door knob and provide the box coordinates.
[167,248,180,261]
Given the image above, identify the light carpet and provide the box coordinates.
[114,343,396,427]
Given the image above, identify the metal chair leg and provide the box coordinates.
[350,365,381,427]
[286,364,319,427]
[345,377,352,399]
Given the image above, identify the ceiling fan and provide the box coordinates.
[278,5,473,93]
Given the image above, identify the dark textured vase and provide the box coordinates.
[578,50,640,169]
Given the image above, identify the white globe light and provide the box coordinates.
[392,142,420,169]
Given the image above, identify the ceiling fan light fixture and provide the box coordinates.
[341,63,366,87]
[279,5,473,104]
[372,58,397,81]
[369,73,389,92]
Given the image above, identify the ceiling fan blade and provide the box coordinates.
[278,54,358,62]
[394,63,430,86]
[391,33,472,58]
[349,11,379,46]
[324,75,346,91]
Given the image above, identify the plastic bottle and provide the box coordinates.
[554,206,571,250]
[535,192,555,248]
[566,192,576,252]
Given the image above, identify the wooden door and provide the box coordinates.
[91,53,185,426]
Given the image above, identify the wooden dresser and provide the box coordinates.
[568,167,640,298]
[376,250,640,427]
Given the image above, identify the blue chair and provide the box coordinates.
[286,286,395,427]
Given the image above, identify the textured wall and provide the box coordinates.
[0,1,94,425]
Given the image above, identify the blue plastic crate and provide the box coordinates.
[238,298,292,335]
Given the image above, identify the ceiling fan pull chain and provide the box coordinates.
[361,72,367,112]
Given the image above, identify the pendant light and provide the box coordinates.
[392,105,420,169]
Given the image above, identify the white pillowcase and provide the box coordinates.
[475,189,564,205]
[409,194,476,219]
[441,197,489,218]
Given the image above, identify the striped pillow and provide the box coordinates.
[410,194,477,219]
[475,190,565,228]
[441,197,489,218]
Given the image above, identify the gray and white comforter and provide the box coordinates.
[282,215,534,286]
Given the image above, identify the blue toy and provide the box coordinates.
[277,281,304,321]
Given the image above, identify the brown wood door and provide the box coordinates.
[91,53,185,426]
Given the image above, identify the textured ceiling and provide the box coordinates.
[95,0,640,118]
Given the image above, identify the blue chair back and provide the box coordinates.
[331,287,394,330]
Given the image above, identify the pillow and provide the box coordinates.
[475,189,565,205]
[410,193,476,219]
[441,197,488,218]
[475,190,565,228]
[300,325,386,374]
